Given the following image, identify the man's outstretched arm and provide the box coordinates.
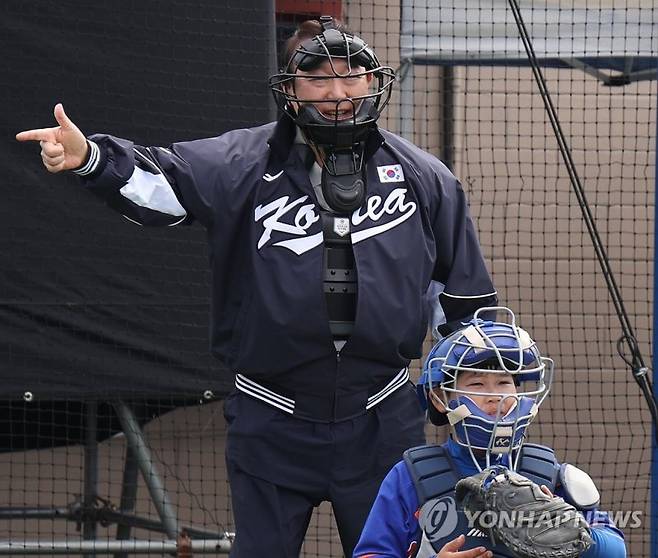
[17,104,194,227]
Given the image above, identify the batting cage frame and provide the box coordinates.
[0,402,231,556]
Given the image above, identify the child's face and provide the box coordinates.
[430,370,518,417]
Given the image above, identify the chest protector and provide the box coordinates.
[403,444,559,558]
[320,211,357,339]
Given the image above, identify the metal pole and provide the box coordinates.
[83,401,99,558]
[0,539,231,555]
[112,401,179,539]
[0,507,71,520]
[399,61,414,141]
[439,65,455,172]
[649,59,658,556]
[266,0,278,121]
[113,446,139,558]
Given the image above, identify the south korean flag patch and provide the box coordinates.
[377,164,404,183]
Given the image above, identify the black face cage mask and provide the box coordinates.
[269,17,395,148]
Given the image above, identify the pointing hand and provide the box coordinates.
[16,104,88,173]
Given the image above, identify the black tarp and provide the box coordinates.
[1,1,272,413]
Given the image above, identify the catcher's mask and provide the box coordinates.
[269,17,395,213]
[417,307,554,470]
[269,16,394,147]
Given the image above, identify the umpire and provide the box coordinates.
[17,17,497,558]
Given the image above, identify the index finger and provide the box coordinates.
[16,128,56,143]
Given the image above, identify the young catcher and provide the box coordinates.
[353,307,626,558]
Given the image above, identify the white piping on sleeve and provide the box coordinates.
[441,290,498,300]
[72,140,100,176]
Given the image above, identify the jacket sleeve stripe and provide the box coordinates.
[441,290,498,299]
[72,140,100,176]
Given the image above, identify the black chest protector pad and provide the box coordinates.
[321,211,357,339]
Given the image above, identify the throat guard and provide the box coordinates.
[320,147,366,213]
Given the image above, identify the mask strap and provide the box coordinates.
[320,15,336,31]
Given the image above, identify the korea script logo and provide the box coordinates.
[254,188,417,255]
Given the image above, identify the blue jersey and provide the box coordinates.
[353,440,626,558]
[78,117,497,421]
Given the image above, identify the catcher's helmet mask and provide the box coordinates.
[269,16,395,213]
[418,307,554,471]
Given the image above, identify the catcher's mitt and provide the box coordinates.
[455,467,593,558]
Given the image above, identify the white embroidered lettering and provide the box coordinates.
[254,189,416,254]
[351,188,417,243]
[352,188,415,226]
[255,195,320,250]
[294,203,319,230]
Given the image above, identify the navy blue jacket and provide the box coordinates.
[81,117,497,420]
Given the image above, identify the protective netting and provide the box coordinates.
[0,0,655,556]
[385,2,655,556]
